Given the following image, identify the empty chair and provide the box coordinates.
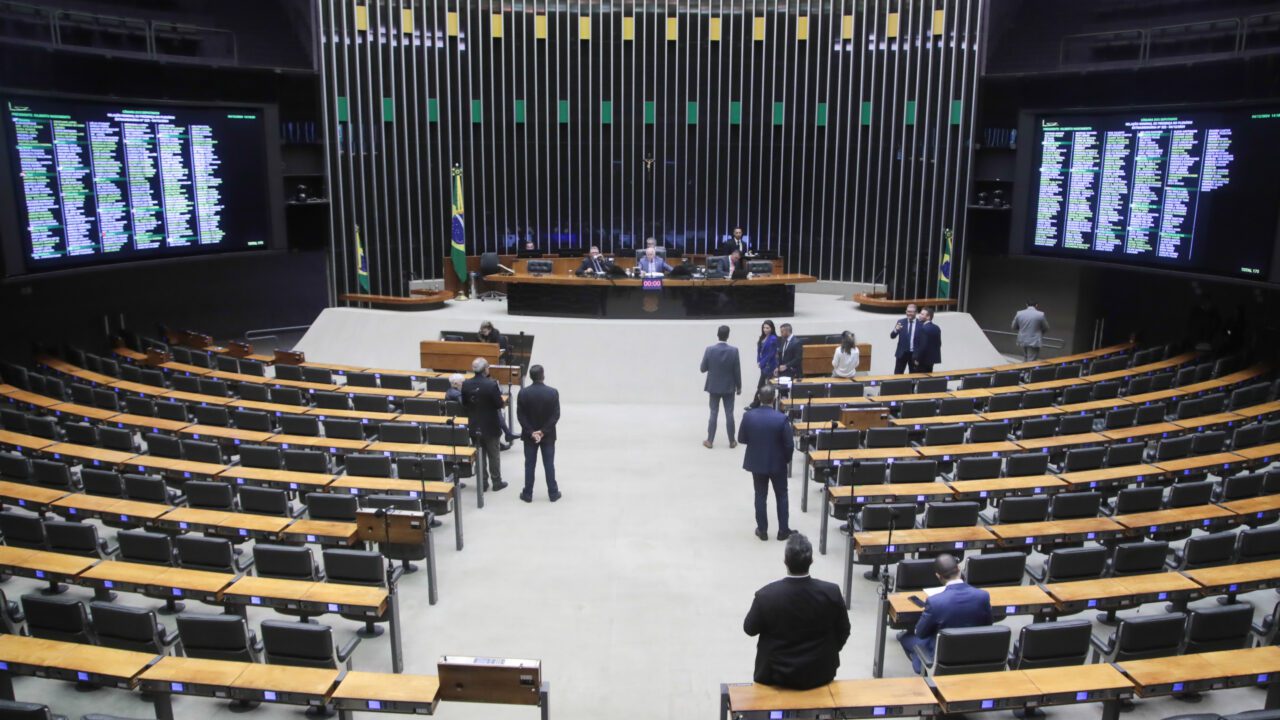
[271,387,307,406]
[1237,526,1280,563]
[990,496,1049,524]
[261,620,360,671]
[1028,546,1109,583]
[215,355,240,373]
[1191,431,1227,455]
[96,426,136,452]
[1060,385,1094,405]
[22,594,93,643]
[921,424,966,446]
[1169,531,1236,571]
[232,408,273,432]
[1104,442,1146,467]
[850,503,916,578]
[323,548,394,636]
[814,429,861,452]
[0,452,32,481]
[1057,414,1095,436]
[346,453,393,478]
[32,459,76,490]
[188,352,212,369]
[1028,367,1058,384]
[380,374,414,391]
[239,486,297,517]
[80,468,124,498]
[829,383,866,399]
[865,427,909,448]
[237,382,271,402]
[403,398,442,415]
[878,379,914,396]
[1182,603,1253,654]
[63,422,97,445]
[899,400,937,420]
[969,422,1011,443]
[893,559,939,592]
[198,379,231,399]
[1091,613,1185,663]
[117,530,176,567]
[123,473,184,505]
[1102,406,1138,430]
[1058,365,1084,380]
[254,544,323,581]
[176,612,262,662]
[1109,541,1170,576]
[181,438,224,464]
[239,359,266,377]
[185,480,235,510]
[175,535,253,573]
[0,511,46,550]
[1134,403,1169,425]
[192,405,231,427]
[313,391,351,411]
[1060,446,1106,472]
[238,444,283,470]
[90,601,180,654]
[1018,417,1057,440]
[305,492,359,522]
[916,378,948,394]
[154,400,189,422]
[396,456,448,482]
[379,422,424,444]
[301,367,334,384]
[960,375,992,390]
[938,397,975,415]
[145,432,182,459]
[836,461,887,487]
[46,520,117,564]
[1047,492,1102,520]
[919,626,1011,676]
[69,383,95,405]
[284,448,330,474]
[1231,423,1265,450]
[91,388,121,412]
[991,371,1021,388]
[920,502,980,529]
[323,418,365,441]
[1166,480,1215,508]
[123,396,156,417]
[1092,381,1121,400]
[353,394,392,413]
[964,553,1026,587]
[1199,393,1228,415]
[1007,619,1093,670]
[887,460,937,484]
[1151,372,1175,391]
[345,372,379,388]
[1005,453,1050,477]
[274,364,304,381]
[0,408,27,433]
[1021,390,1055,409]
[427,424,471,447]
[986,393,1024,413]
[0,700,62,720]
[1174,366,1198,387]
[26,415,59,441]
[279,413,321,436]
[1110,486,1164,515]
[952,456,1001,481]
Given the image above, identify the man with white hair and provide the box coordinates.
[461,357,508,492]
[445,373,464,403]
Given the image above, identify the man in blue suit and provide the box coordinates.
[898,554,993,674]
[912,307,943,373]
[889,303,919,374]
[738,385,795,541]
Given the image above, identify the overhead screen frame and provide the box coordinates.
[0,89,287,281]
[1008,101,1280,286]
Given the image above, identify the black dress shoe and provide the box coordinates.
[519,493,532,503]
[549,491,562,502]
[499,442,512,451]
[729,440,738,449]
[429,518,443,528]
[777,530,795,541]
[839,522,851,534]
[492,481,509,491]
[754,529,768,541]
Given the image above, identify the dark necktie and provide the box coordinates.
[592,257,600,272]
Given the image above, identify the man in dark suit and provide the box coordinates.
[912,308,942,373]
[738,385,795,541]
[516,364,560,503]
[744,533,850,689]
[889,303,919,375]
[710,249,744,277]
[701,325,741,449]
[718,227,748,257]
[461,358,508,492]
[574,246,612,276]
[898,554,993,674]
[775,323,803,378]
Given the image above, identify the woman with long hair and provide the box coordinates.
[832,331,860,378]
[751,320,779,408]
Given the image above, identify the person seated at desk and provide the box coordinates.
[517,240,543,258]
[711,249,745,278]
[575,245,613,275]
[446,373,464,403]
[744,533,850,690]
[898,554,993,674]
[478,320,512,365]
[638,246,673,275]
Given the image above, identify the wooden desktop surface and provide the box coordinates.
[229,663,340,696]
[827,677,937,711]
[726,683,836,711]
[916,442,1022,459]
[332,670,441,707]
[988,518,1125,543]
[1100,423,1183,442]
[140,655,251,687]
[1054,465,1163,488]
[946,476,1066,496]
[931,669,1042,704]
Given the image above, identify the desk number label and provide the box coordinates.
[77,672,89,681]
[1075,692,1088,701]
[0,662,8,670]
[264,691,277,701]
[1172,683,1184,692]
[307,535,317,542]
[173,589,183,596]
[368,701,383,710]
[328,603,339,612]
[873,708,886,716]
[1259,674,1269,683]
[1005,606,1016,614]
[172,682,185,692]
[251,596,262,605]
[981,700,995,710]
[103,581,114,589]
[1087,599,1097,607]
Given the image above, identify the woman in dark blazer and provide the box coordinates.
[751,320,779,408]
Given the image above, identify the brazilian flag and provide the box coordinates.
[355,224,370,293]
[450,166,468,287]
[937,228,953,298]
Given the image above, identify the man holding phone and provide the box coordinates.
[897,554,993,674]
[889,304,919,374]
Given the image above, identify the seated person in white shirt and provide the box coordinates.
[832,332,860,378]
[637,245,673,275]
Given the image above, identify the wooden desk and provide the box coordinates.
[825,677,938,718]
[854,526,996,555]
[155,507,285,539]
[300,582,387,617]
[0,546,97,584]
[0,480,68,511]
[1101,423,1182,442]
[1057,398,1133,414]
[330,475,455,500]
[217,466,336,492]
[1235,400,1280,421]
[980,407,1063,421]
[1015,432,1108,452]
[221,575,311,613]
[178,424,275,444]
[279,519,359,546]
[989,517,1126,548]
[332,670,441,715]
[80,560,170,594]
[1055,465,1164,490]
[108,380,168,396]
[160,361,213,376]
[139,655,251,697]
[49,401,119,421]
[1046,573,1198,613]
[810,448,921,465]
[1112,504,1238,534]
[15,638,154,688]
[0,387,63,409]
[946,476,1067,500]
[228,663,340,706]
[890,414,984,428]
[916,441,1022,461]
[127,455,226,479]
[395,413,468,425]
[1223,494,1280,523]
[1119,646,1280,698]
[889,585,1055,625]
[108,413,190,433]
[1153,451,1246,477]
[0,429,57,452]
[1022,664,1134,708]
[1233,442,1280,463]
[267,434,370,452]
[724,683,836,718]
[164,390,232,405]
[1183,559,1280,597]
[1021,378,1089,391]
[228,399,305,414]
[363,441,477,461]
[931,669,1044,713]
[52,495,172,523]
[44,442,137,467]
[303,407,400,422]
[147,566,234,604]
[0,634,80,672]
[1172,412,1247,432]
[343,386,424,399]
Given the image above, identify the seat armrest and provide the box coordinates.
[1026,566,1046,582]
[389,565,405,587]
[314,566,326,582]
[161,625,180,647]
[166,491,187,506]
[914,646,933,677]
[248,630,264,655]
[1089,632,1115,658]
[336,635,362,667]
[233,554,256,573]
[288,503,307,519]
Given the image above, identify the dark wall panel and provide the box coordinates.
[320,0,983,296]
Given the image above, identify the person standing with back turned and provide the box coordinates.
[744,533,850,689]
[738,385,794,541]
[516,364,561,503]
[1011,302,1050,361]
[461,358,508,493]
[701,325,742,449]
[913,308,943,374]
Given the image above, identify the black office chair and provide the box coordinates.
[1133,402,1168,425]
[938,397,976,415]
[0,511,48,551]
[951,456,1002,481]
[192,405,231,427]
[1007,619,1092,670]
[63,422,98,446]
[232,408,274,432]
[969,422,1012,443]
[1021,390,1056,409]
[1093,381,1122,400]
[1231,424,1265,450]
[1060,446,1106,473]
[1148,435,1193,463]
[964,552,1026,587]
[144,432,182,459]
[0,700,64,720]
[1182,603,1253,654]
[1237,526,1280,564]
[1027,546,1108,584]
[306,492,360,522]
[185,480,236,511]
[899,400,937,420]
[850,504,916,579]
[0,587,24,635]
[271,387,307,407]
[237,383,271,403]
[239,444,284,470]
[878,379,914,396]
[988,496,1049,524]
[887,460,937,484]
[1028,367,1058,384]
[323,418,366,441]
[379,422,424,444]
[1109,541,1170,577]
[1019,417,1058,440]
[240,486,300,517]
[25,415,60,441]
[1169,531,1236,572]
[1048,491,1102,520]
[919,501,980,529]
[176,612,263,662]
[380,374,415,391]
[274,364,305,381]
[986,394,1024,413]
[180,439,224,464]
[920,424,966,446]
[313,391,351,411]
[1108,486,1163,516]
[0,451,32,482]
[1057,414,1095,436]
[1090,612,1185,662]
[284,449,331,474]
[829,383,866,399]
[260,620,361,671]
[0,409,28,433]
[403,398,442,415]
[426,424,471,447]
[96,426,136,453]
[814,429,861,452]
[323,548,397,637]
[1191,431,1228,456]
[836,461,887,487]
[865,427,909,448]
[1104,442,1146,467]
[45,520,117,565]
[1164,479,1215,508]
[32,459,77,491]
[346,453,393,478]
[1061,385,1094,405]
[893,559,938,593]
[254,544,323,581]
[280,414,322,437]
[89,601,180,655]
[919,626,1011,676]
[175,535,253,573]
[916,378,948,394]
[80,468,125,498]
[1101,406,1138,430]
[22,594,94,644]
[960,375,992,390]
[123,473,185,505]
[345,372,379,388]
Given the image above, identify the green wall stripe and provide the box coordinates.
[861,101,872,126]
[601,100,613,125]
[382,97,394,122]
[558,100,570,124]
[772,101,785,126]
[471,99,483,124]
[905,100,917,125]
[643,101,655,125]
[514,99,527,123]
[728,101,742,125]
[815,102,828,127]
[336,97,349,123]
[427,99,439,123]
[686,101,698,125]
[950,99,964,125]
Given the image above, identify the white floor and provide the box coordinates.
[9,301,1273,719]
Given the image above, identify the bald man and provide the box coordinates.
[897,554,992,674]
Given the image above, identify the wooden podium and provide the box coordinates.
[420,340,499,373]
[801,343,872,376]
[842,406,891,431]
[437,656,542,706]
[355,509,428,545]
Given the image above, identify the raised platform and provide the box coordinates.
[852,292,960,313]
[295,293,1004,406]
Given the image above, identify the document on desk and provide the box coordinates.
[923,585,946,597]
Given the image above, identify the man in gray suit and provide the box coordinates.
[1011,302,1050,361]
[701,324,742,449]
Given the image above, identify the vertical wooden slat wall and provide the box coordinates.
[320,0,983,299]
